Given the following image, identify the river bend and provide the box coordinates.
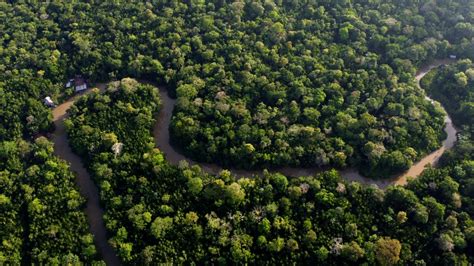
[50,60,456,264]
[153,59,458,188]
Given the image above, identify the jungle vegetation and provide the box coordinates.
[1,1,474,264]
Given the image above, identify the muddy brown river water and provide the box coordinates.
[51,85,121,266]
[51,60,456,264]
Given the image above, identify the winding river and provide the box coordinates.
[51,59,456,264]
[51,85,120,266]
[153,59,458,188]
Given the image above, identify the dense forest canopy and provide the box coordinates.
[66,77,474,264]
[2,1,474,176]
[0,138,101,264]
[0,0,473,264]
[421,59,474,215]
[422,59,474,128]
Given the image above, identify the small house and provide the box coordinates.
[74,76,87,92]
[44,96,55,108]
[65,76,88,92]
[449,55,457,59]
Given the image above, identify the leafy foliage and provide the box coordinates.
[66,79,474,264]
[1,1,474,264]
[422,59,474,128]
[0,138,101,264]
[4,1,472,177]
